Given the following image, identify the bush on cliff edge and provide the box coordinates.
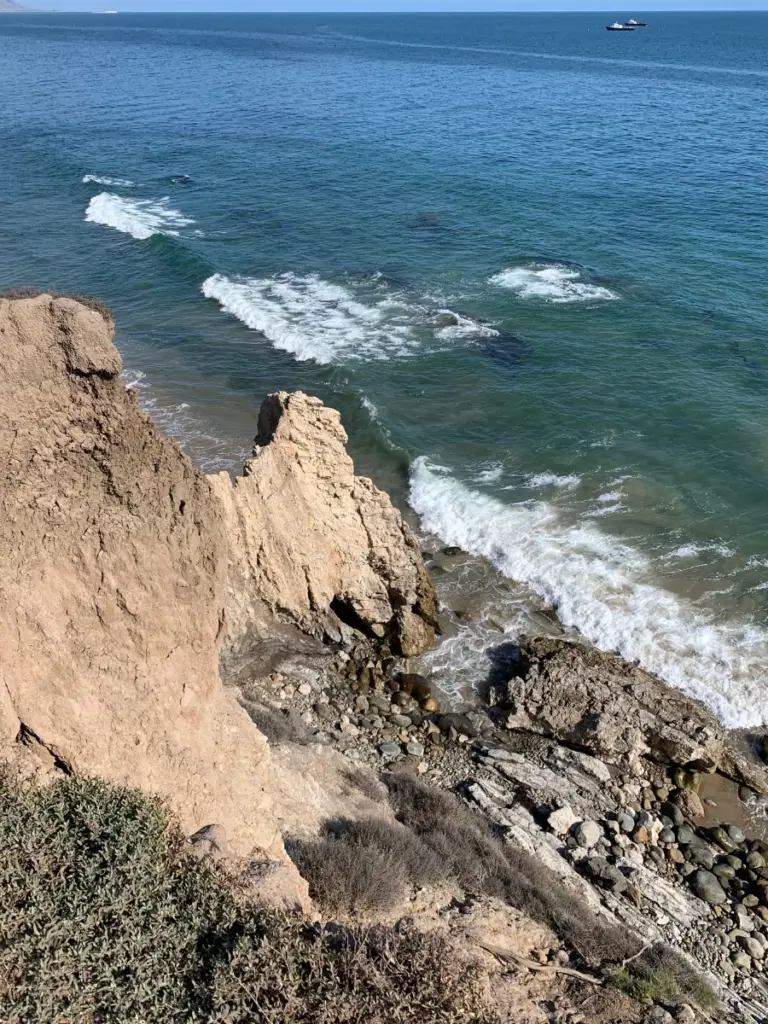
[0,770,497,1024]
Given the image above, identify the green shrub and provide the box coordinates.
[288,817,446,917]
[382,774,641,967]
[607,944,717,1012]
[0,770,499,1024]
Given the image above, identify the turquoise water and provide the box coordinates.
[1,12,768,724]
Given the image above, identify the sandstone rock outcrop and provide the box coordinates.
[210,390,438,657]
[0,293,281,857]
[0,293,436,860]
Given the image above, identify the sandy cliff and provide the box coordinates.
[0,292,435,857]
[210,390,437,658]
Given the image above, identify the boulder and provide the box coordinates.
[502,637,768,793]
[690,869,728,905]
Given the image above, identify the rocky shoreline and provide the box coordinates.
[3,292,768,1024]
[232,626,768,1023]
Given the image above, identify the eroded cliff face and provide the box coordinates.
[210,391,438,658]
[0,293,436,857]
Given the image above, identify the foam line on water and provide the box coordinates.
[490,264,618,304]
[409,458,768,727]
[123,369,247,472]
[83,174,135,187]
[525,472,581,489]
[85,193,195,240]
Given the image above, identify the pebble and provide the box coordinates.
[405,741,425,758]
[631,825,649,844]
[659,828,676,844]
[713,863,736,880]
[667,848,685,865]
[688,844,715,870]
[731,951,752,970]
[617,812,635,833]
[548,805,580,835]
[379,741,401,758]
[747,851,766,870]
[573,820,602,849]
[391,713,413,729]
[644,1005,674,1023]
[660,802,685,827]
[298,683,312,697]
[727,824,746,845]
[675,825,696,846]
[710,826,737,853]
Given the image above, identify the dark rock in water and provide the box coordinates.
[438,713,478,739]
[691,869,728,905]
[727,824,746,845]
[398,672,428,698]
[480,331,528,369]
[442,546,463,557]
[171,174,191,184]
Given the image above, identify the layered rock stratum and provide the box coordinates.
[0,293,436,859]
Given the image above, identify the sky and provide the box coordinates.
[20,1,768,11]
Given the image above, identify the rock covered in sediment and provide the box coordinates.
[501,637,768,793]
[0,293,282,858]
[209,391,438,657]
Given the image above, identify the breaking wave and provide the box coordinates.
[85,193,195,240]
[525,472,582,490]
[201,273,502,364]
[490,264,619,304]
[409,458,768,727]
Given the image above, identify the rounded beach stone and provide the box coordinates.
[573,820,602,849]
[691,869,728,905]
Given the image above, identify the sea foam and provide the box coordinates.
[490,264,618,303]
[85,193,195,240]
[202,272,422,364]
[83,174,135,187]
[409,458,768,727]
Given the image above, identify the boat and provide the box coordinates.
[606,21,635,30]
[624,18,648,26]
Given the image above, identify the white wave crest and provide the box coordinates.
[525,472,581,489]
[83,174,135,187]
[474,463,504,484]
[85,193,195,240]
[667,542,736,560]
[434,309,499,340]
[202,273,417,364]
[490,264,618,304]
[409,458,768,727]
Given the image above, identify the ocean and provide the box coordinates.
[1,11,767,726]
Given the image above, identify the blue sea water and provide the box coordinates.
[1,11,767,724]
